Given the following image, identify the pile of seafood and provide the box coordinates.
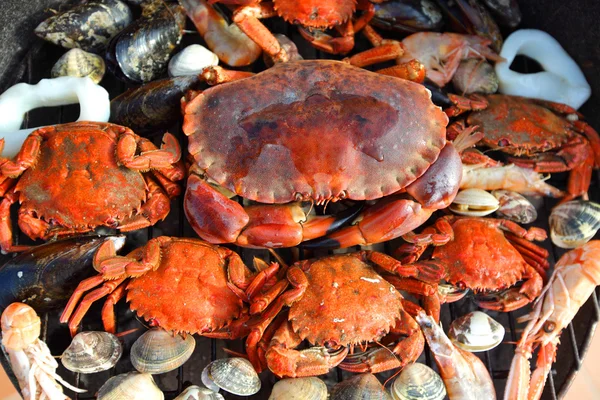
[0,0,598,399]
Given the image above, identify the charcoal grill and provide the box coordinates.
[0,0,599,399]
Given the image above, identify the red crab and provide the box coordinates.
[0,122,184,253]
[60,237,281,337]
[447,94,600,201]
[399,215,549,312]
[182,60,463,249]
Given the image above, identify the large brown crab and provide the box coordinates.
[0,122,183,253]
[182,60,463,249]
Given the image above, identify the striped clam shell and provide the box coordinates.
[331,373,392,400]
[390,363,446,400]
[492,190,537,224]
[450,189,499,217]
[550,200,600,248]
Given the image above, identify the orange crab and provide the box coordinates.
[60,237,281,337]
[0,122,184,253]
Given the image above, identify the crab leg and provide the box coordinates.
[117,177,171,232]
[232,2,287,62]
[476,264,543,312]
[0,132,42,178]
[117,132,181,171]
[200,66,255,85]
[362,251,446,283]
[101,282,128,334]
[0,189,31,253]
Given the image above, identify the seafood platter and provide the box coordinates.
[0,0,599,399]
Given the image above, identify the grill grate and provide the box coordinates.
[1,5,600,399]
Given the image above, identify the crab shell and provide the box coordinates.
[183,60,448,204]
[273,0,357,29]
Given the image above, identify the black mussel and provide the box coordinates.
[372,0,444,34]
[424,81,452,108]
[0,235,125,313]
[480,0,521,28]
[110,75,205,133]
[106,3,186,83]
[34,0,133,53]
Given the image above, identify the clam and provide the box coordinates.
[452,59,498,95]
[448,311,504,352]
[449,188,499,216]
[550,200,600,248]
[201,357,260,396]
[61,331,122,373]
[493,190,537,224]
[168,45,219,77]
[174,385,224,400]
[98,372,163,400]
[131,328,195,374]
[51,49,106,84]
[269,377,328,400]
[331,373,392,400]
[390,363,445,400]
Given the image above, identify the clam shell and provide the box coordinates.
[448,311,505,352]
[98,372,164,400]
[390,363,446,400]
[452,59,499,95]
[493,190,537,224]
[61,331,122,373]
[550,200,600,249]
[51,49,106,84]
[173,385,224,400]
[450,188,499,217]
[269,377,328,400]
[331,373,392,400]
[168,45,219,77]
[131,329,195,374]
[201,357,260,396]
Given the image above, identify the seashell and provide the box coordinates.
[492,190,537,224]
[168,45,219,77]
[201,357,260,396]
[173,385,224,400]
[550,200,600,249]
[452,59,498,95]
[34,0,132,53]
[269,377,328,400]
[98,372,164,400]
[480,0,521,28]
[51,49,106,84]
[390,363,446,400]
[448,311,504,352]
[372,0,444,34]
[131,328,195,374]
[62,331,122,373]
[449,188,499,216]
[331,373,392,400]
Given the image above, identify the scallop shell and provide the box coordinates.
[201,357,261,396]
[168,45,219,77]
[550,200,600,249]
[173,385,224,400]
[51,49,106,84]
[390,363,446,400]
[98,372,164,400]
[452,58,499,95]
[61,331,122,373]
[449,188,499,216]
[131,328,195,374]
[269,377,328,400]
[493,190,537,224]
[448,311,505,352]
[331,373,392,400]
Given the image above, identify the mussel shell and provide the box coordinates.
[62,331,122,373]
[331,373,392,400]
[493,190,537,224]
[98,372,164,400]
[550,200,600,248]
[131,329,195,374]
[449,188,499,216]
[481,0,521,28]
[168,45,219,77]
[173,385,224,400]
[106,3,186,83]
[372,0,444,34]
[269,377,328,400]
[34,0,132,53]
[448,311,505,352]
[390,363,445,400]
[201,357,260,396]
[51,49,106,84]
[452,59,498,95]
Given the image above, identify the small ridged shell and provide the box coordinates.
[269,377,328,400]
[550,200,600,248]
[493,190,537,224]
[331,373,392,400]
[98,372,164,400]
[131,329,195,374]
[168,45,219,77]
[390,363,446,400]
[201,358,260,396]
[448,311,505,352]
[452,58,499,95]
[173,385,224,400]
[61,331,122,373]
[51,49,106,84]
[450,188,499,216]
